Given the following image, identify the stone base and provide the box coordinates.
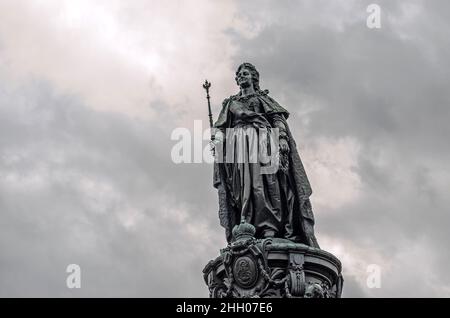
[203,231,343,298]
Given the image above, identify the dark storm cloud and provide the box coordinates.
[0,78,222,297]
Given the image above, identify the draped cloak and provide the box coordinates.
[213,91,320,248]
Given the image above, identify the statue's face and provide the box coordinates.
[236,67,253,89]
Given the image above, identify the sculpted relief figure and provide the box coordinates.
[212,63,320,248]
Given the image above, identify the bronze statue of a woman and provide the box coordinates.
[212,62,320,248]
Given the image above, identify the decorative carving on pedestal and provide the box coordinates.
[203,222,343,298]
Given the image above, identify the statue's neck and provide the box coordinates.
[240,86,256,97]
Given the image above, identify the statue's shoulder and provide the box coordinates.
[222,97,230,108]
[215,95,238,128]
[222,94,239,108]
[257,90,290,118]
[257,90,279,104]
[258,90,277,102]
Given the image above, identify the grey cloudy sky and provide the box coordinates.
[0,0,449,297]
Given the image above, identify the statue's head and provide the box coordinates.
[235,62,260,91]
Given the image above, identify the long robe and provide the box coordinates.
[213,91,319,248]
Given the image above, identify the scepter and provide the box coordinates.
[203,80,215,142]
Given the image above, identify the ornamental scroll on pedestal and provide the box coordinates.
[202,63,343,298]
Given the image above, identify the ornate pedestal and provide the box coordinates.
[203,222,343,298]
